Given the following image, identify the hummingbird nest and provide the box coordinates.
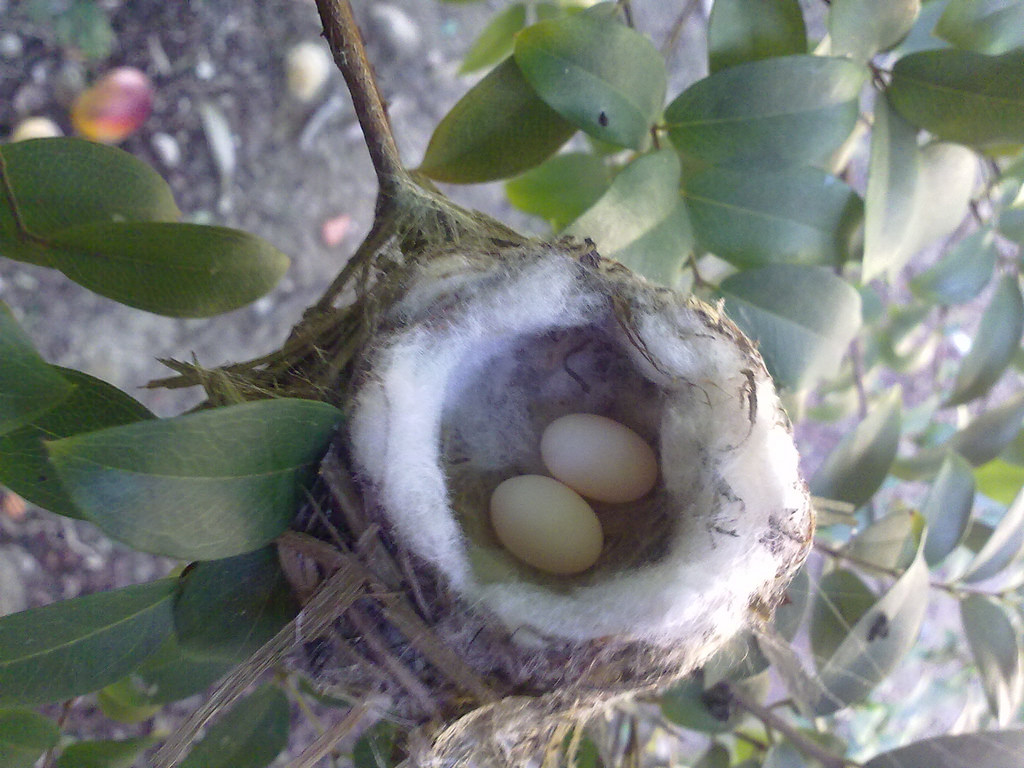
[259,184,815,766]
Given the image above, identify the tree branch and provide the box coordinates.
[313,0,406,204]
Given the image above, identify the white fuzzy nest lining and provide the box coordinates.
[349,242,812,660]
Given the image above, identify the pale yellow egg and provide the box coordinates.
[489,475,603,575]
[540,414,658,503]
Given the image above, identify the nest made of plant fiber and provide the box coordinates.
[271,214,812,765]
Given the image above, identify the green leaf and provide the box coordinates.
[97,678,162,724]
[179,684,289,768]
[567,149,695,283]
[459,3,527,74]
[0,580,174,706]
[845,511,919,570]
[910,228,998,304]
[683,165,862,268]
[0,303,72,436]
[945,275,1024,406]
[863,95,978,282]
[128,634,233,704]
[962,594,1023,724]
[815,525,930,714]
[720,265,862,389]
[810,568,877,663]
[829,0,921,62]
[864,730,1024,768]
[811,388,902,507]
[936,0,1024,54]
[921,452,976,564]
[174,546,299,662]
[888,49,1024,146]
[665,55,866,169]
[694,744,731,768]
[55,737,157,768]
[505,152,611,230]
[707,0,807,73]
[961,484,1024,582]
[513,10,666,148]
[0,138,179,268]
[950,392,1024,465]
[660,676,741,734]
[353,720,401,768]
[975,458,1024,504]
[0,709,59,768]
[1000,204,1024,244]
[48,399,341,560]
[0,367,153,518]
[419,57,575,182]
[762,742,808,768]
[42,222,288,318]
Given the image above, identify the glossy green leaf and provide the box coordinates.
[48,399,341,560]
[514,11,666,148]
[950,392,1024,465]
[567,149,694,283]
[41,222,288,318]
[936,0,1024,54]
[811,388,902,507]
[0,709,59,768]
[174,546,299,662]
[811,569,877,664]
[962,594,1023,723]
[0,580,174,705]
[910,228,998,304]
[961,484,1024,582]
[762,742,808,768]
[660,676,742,733]
[419,57,575,182]
[889,49,1024,146]
[921,452,976,564]
[775,565,812,642]
[665,55,866,169]
[683,165,862,268]
[178,684,289,768]
[694,744,731,768]
[707,0,807,73]
[55,737,157,768]
[606,199,694,286]
[862,94,920,282]
[0,138,179,268]
[975,458,1024,504]
[999,204,1024,244]
[845,511,919,570]
[353,720,401,768]
[720,265,862,389]
[892,0,952,56]
[864,730,1024,768]
[0,303,72,436]
[815,530,930,714]
[459,3,527,74]
[945,275,1024,406]
[128,634,233,704]
[830,0,921,62]
[0,367,153,519]
[863,96,977,282]
[97,677,162,724]
[505,152,611,230]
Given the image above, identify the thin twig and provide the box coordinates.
[313,0,405,202]
[38,699,75,768]
[729,686,855,768]
[286,698,385,768]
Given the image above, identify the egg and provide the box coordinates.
[489,475,603,575]
[540,414,658,503]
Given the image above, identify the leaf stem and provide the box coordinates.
[313,0,405,205]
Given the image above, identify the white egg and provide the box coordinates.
[540,413,658,503]
[489,475,603,575]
